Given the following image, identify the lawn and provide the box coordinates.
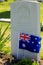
[0,0,43,59]
[0,0,16,53]
[0,0,16,18]
[0,0,16,12]
[40,32,43,59]
[0,22,11,54]
[40,3,43,22]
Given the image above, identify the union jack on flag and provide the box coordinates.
[19,33,41,53]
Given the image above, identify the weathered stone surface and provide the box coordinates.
[11,1,40,61]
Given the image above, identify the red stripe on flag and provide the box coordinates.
[20,33,30,40]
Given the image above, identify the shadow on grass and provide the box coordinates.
[0,11,10,18]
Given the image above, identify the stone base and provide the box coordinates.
[17,49,40,61]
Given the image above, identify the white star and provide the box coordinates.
[35,38,37,40]
[32,41,34,44]
[34,49,36,52]
[38,42,40,44]
[22,44,26,47]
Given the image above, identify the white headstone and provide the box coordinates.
[11,1,40,61]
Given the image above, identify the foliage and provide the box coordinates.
[40,22,43,31]
[0,11,10,18]
[32,61,39,65]
[2,46,11,54]
[41,26,43,31]
[0,24,10,53]
[14,58,39,65]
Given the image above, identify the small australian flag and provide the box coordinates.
[19,33,41,53]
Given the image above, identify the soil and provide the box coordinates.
[39,60,43,65]
[0,52,43,65]
[0,52,15,65]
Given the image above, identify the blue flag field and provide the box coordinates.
[19,33,41,53]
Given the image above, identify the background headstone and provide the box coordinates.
[11,1,40,61]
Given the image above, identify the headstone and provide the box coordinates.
[11,1,41,61]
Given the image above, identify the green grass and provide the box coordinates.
[14,58,39,65]
[40,32,43,59]
[40,3,43,22]
[0,22,11,54]
[0,0,15,12]
[0,0,16,18]
[0,0,14,53]
[0,11,10,18]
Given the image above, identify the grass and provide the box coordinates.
[0,0,15,53]
[40,3,43,22]
[40,32,43,59]
[0,0,15,12]
[0,11,10,18]
[14,58,39,65]
[0,22,11,54]
[40,3,43,59]
[0,0,16,18]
